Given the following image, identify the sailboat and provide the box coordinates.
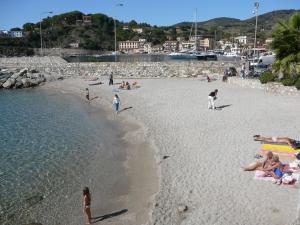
[169,9,217,61]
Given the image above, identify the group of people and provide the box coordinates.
[242,135,300,185]
[119,81,131,90]
[242,151,284,184]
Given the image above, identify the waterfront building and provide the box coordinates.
[234,36,248,45]
[119,40,141,53]
[199,37,215,50]
[163,41,179,52]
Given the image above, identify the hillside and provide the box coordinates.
[174,9,300,39]
[0,9,299,54]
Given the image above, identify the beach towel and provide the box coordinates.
[261,143,300,159]
[254,165,300,188]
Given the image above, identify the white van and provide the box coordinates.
[258,54,276,65]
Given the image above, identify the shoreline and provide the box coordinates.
[41,80,160,225]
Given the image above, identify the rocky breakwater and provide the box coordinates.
[0,68,47,89]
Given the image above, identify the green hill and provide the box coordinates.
[0,9,299,54]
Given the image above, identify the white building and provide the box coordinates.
[234,36,247,45]
[9,31,23,38]
[132,28,143,33]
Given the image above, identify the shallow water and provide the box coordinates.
[0,89,129,225]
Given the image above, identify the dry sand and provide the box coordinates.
[44,77,300,225]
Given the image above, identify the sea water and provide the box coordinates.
[0,89,128,224]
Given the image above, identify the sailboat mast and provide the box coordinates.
[195,8,197,51]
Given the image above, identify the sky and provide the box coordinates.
[0,0,300,30]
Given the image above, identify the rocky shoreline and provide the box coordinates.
[0,56,299,95]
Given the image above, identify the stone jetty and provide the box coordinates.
[0,56,298,95]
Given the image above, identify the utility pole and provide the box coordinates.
[114,3,123,62]
[253,2,259,64]
[40,11,53,56]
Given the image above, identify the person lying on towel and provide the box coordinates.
[253,135,299,149]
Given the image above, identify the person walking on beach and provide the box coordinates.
[240,63,246,79]
[83,187,92,224]
[85,88,90,102]
[208,89,218,110]
[109,73,114,85]
[113,94,121,114]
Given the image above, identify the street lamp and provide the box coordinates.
[114,3,123,62]
[40,11,53,56]
[253,2,259,63]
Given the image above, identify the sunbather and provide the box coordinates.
[262,154,284,184]
[253,135,298,149]
[242,151,273,171]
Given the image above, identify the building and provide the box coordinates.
[143,42,152,53]
[163,41,178,52]
[119,40,141,53]
[123,26,129,30]
[82,16,92,23]
[9,31,23,38]
[199,37,215,50]
[69,42,80,48]
[0,30,10,38]
[132,28,143,33]
[265,38,273,45]
[179,41,195,51]
[234,36,248,45]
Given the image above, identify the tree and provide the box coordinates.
[271,13,300,77]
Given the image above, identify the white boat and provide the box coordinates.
[223,52,241,58]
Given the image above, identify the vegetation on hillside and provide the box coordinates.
[0,9,299,53]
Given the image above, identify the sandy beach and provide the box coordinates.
[43,77,300,225]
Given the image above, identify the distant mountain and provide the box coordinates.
[173,9,300,39]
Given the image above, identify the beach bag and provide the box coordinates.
[289,160,300,169]
[281,173,294,184]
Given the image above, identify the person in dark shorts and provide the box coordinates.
[85,88,90,102]
[208,89,218,109]
[109,73,114,85]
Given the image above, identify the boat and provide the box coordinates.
[223,52,241,58]
[196,52,217,61]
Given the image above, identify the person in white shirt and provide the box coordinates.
[113,94,121,114]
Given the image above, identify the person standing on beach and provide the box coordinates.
[109,73,114,85]
[83,187,92,224]
[85,88,90,102]
[113,94,121,114]
[241,63,246,79]
[208,89,218,110]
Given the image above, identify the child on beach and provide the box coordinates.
[113,94,121,114]
[83,187,92,224]
[208,89,218,109]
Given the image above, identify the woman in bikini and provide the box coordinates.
[253,135,298,149]
[263,154,284,184]
[242,151,274,171]
[83,187,92,224]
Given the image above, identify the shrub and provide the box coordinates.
[295,77,300,90]
[281,77,297,86]
[259,71,275,84]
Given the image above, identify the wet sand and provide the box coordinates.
[41,82,159,225]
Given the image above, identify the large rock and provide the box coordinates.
[2,78,16,88]
[11,68,27,79]
[21,78,31,88]
[14,81,23,89]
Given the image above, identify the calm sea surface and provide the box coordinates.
[0,89,128,225]
[64,54,240,62]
